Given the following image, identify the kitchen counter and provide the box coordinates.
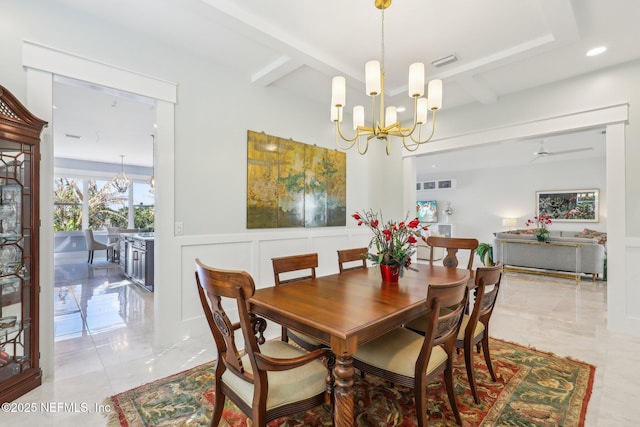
[119,233,154,292]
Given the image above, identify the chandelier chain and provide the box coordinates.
[381,8,385,75]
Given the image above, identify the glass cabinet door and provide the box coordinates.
[0,147,32,385]
[0,84,46,403]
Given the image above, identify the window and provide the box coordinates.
[53,176,155,231]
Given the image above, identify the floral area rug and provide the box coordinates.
[104,338,594,426]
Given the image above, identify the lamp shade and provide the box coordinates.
[331,76,346,107]
[408,63,425,97]
[427,79,443,110]
[353,105,365,129]
[365,60,381,96]
[385,106,397,127]
[502,218,517,228]
[331,106,342,122]
[416,98,428,124]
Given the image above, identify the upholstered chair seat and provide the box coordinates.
[222,340,327,411]
[353,328,448,377]
[458,315,484,340]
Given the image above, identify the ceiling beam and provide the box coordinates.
[201,0,361,84]
[251,55,303,86]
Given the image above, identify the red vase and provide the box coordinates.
[380,264,400,283]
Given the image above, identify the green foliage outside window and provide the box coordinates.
[53,177,155,231]
[53,178,82,231]
[134,205,155,230]
[88,179,128,229]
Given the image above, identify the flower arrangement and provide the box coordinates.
[353,209,428,276]
[525,214,552,241]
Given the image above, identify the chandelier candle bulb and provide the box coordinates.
[408,63,425,97]
[385,106,397,127]
[331,76,346,107]
[365,60,381,95]
[427,79,443,110]
[353,106,365,129]
[416,98,428,124]
[331,106,342,122]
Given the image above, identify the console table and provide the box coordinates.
[499,239,582,283]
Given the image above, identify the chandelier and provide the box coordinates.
[331,0,443,155]
[112,155,131,193]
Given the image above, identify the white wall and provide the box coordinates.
[417,156,607,246]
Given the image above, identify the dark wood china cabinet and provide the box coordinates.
[0,85,47,403]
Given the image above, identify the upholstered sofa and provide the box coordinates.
[493,229,606,281]
[416,230,445,261]
[416,244,444,261]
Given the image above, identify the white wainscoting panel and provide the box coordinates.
[177,229,371,342]
[181,240,254,323]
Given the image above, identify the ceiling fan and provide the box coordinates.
[530,139,593,162]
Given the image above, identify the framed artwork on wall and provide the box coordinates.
[536,189,599,222]
[246,130,347,228]
[416,200,438,223]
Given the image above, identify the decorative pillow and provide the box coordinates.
[576,228,607,245]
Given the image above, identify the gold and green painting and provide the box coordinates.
[247,130,346,228]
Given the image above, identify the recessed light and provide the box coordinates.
[396,106,406,113]
[586,46,607,57]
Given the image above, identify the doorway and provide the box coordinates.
[23,40,177,379]
[52,77,157,374]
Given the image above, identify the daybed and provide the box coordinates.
[493,229,606,282]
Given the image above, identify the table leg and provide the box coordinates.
[333,354,355,427]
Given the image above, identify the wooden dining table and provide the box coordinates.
[249,263,470,427]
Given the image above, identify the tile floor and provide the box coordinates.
[3,259,640,426]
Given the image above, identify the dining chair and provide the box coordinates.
[337,247,368,273]
[84,229,115,264]
[271,253,325,351]
[195,259,330,427]
[455,262,503,404]
[426,236,479,270]
[352,274,470,426]
[106,227,121,263]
